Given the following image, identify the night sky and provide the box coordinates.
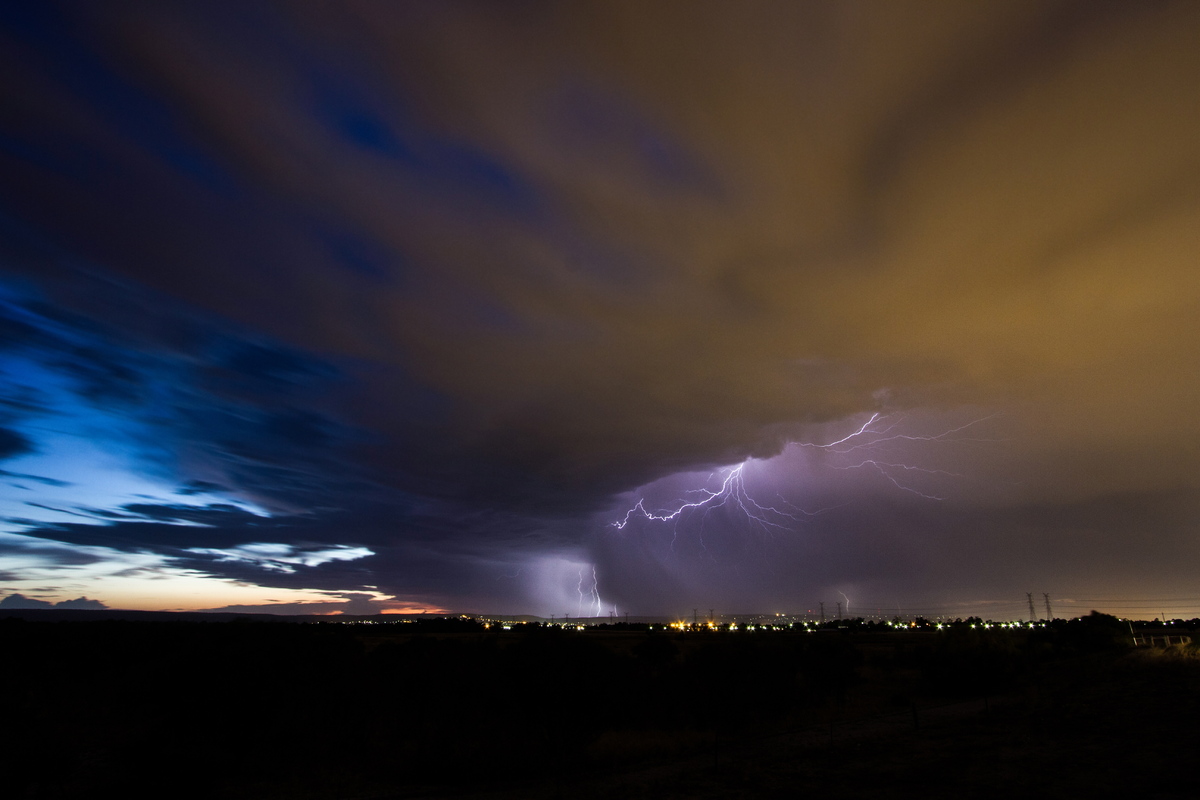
[2,1,1198,620]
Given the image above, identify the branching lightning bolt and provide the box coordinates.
[833,460,961,500]
[802,412,998,500]
[613,411,998,531]
[800,413,1002,454]
[612,462,799,533]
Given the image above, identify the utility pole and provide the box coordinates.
[819,602,825,625]
[709,609,714,624]
[1026,592,1036,622]
[1043,593,1053,620]
[693,608,698,627]
[836,601,842,620]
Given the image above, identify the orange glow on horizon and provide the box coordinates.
[381,604,451,615]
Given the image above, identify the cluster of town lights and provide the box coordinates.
[330,616,1142,631]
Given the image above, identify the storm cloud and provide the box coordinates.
[2,1,1199,618]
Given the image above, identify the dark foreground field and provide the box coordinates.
[2,613,1197,799]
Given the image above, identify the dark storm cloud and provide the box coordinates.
[0,592,107,609]
[0,592,54,609]
[0,427,34,461]
[2,1,1200,614]
[53,596,106,610]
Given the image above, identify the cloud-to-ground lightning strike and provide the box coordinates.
[612,411,997,530]
[577,566,602,617]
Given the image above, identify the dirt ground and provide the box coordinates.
[438,647,1200,800]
